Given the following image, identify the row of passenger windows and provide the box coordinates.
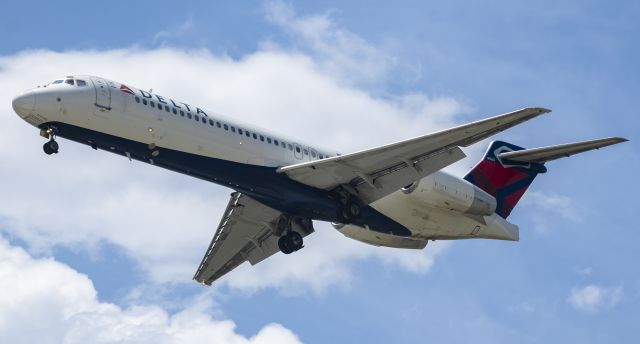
[134,96,331,159]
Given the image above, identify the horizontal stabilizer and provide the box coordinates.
[497,137,628,164]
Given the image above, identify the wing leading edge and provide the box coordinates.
[277,107,550,204]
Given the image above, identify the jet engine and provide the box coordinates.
[401,173,496,216]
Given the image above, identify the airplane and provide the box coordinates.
[12,75,627,285]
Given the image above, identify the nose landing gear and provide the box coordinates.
[41,127,59,155]
[43,139,59,155]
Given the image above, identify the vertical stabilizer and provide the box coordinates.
[464,141,546,218]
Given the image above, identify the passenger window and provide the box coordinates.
[180,110,184,117]
[303,149,308,155]
[260,135,264,142]
[223,124,228,130]
[288,144,293,150]
[209,119,214,126]
[165,106,170,112]
[231,126,236,133]
[319,154,324,159]
[76,80,87,87]
[295,146,301,153]
[150,101,155,108]
[142,99,148,105]
[135,97,140,103]
[195,115,199,121]
[65,79,74,85]
[187,113,192,119]
[253,133,257,139]
[238,128,243,135]
[274,139,279,146]
[311,150,317,158]
[173,108,177,114]
[216,122,221,128]
[267,138,272,144]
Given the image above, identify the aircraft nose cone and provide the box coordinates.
[12,92,36,117]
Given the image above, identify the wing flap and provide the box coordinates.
[497,137,628,163]
[193,193,313,285]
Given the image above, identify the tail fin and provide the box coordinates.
[464,141,547,218]
[464,137,628,219]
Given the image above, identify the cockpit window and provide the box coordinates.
[76,80,87,87]
[65,79,74,85]
[52,80,63,84]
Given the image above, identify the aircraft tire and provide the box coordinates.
[345,198,361,218]
[278,231,303,254]
[43,141,57,155]
[336,205,351,223]
[43,140,59,155]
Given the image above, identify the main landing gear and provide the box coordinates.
[336,197,361,223]
[277,231,303,254]
[43,139,59,155]
[275,215,306,254]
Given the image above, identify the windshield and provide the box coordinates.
[49,78,88,87]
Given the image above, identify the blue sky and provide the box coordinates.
[0,1,638,343]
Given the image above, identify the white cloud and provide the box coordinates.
[520,190,582,233]
[522,190,580,221]
[153,16,197,46]
[264,0,395,86]
[0,236,301,344]
[567,284,622,313]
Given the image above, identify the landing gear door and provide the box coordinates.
[90,77,112,111]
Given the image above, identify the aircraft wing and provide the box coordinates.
[277,107,550,204]
[193,192,313,285]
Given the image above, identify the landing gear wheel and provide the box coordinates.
[337,198,361,223]
[278,231,304,254]
[336,206,350,224]
[345,198,361,218]
[43,140,59,155]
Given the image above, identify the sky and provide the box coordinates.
[0,1,638,343]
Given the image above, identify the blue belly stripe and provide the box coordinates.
[43,121,412,237]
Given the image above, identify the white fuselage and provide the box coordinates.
[12,75,519,249]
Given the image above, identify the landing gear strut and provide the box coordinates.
[278,231,303,254]
[43,139,59,155]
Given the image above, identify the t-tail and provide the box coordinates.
[464,137,628,219]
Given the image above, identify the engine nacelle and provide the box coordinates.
[332,223,427,249]
[401,173,496,216]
